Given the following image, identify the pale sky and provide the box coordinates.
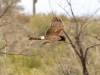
[20,0,100,16]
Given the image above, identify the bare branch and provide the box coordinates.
[67,0,78,23]
[0,51,32,56]
[63,30,80,58]
[0,19,14,27]
[0,45,7,51]
[79,7,100,36]
[49,0,54,15]
[83,34,100,42]
[76,36,83,57]
[84,43,100,60]
[66,0,84,60]
[54,0,72,18]
[86,43,100,51]
[0,5,10,18]
[67,0,79,36]
[0,33,8,51]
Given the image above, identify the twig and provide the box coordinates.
[0,33,8,51]
[79,7,100,36]
[0,51,32,56]
[0,45,7,51]
[54,0,72,18]
[49,0,54,16]
[83,34,100,41]
[0,5,10,18]
[66,0,79,36]
[0,19,14,27]
[84,43,100,60]
[63,30,80,58]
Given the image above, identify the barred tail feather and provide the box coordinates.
[29,36,45,40]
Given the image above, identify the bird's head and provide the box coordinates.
[59,35,66,42]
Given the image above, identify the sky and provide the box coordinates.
[20,0,100,16]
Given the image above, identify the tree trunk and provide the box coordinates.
[81,58,89,75]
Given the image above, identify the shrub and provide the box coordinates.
[9,55,42,69]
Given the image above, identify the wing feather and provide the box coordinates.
[45,17,64,36]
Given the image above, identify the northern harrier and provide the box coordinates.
[29,17,65,44]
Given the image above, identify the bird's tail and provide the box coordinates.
[29,36,45,40]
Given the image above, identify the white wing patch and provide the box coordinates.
[41,36,45,40]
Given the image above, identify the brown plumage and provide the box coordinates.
[29,17,65,44]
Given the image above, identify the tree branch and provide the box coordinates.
[54,0,72,18]
[0,45,7,51]
[79,6,100,37]
[63,30,80,58]
[0,19,14,27]
[0,5,10,18]
[83,34,100,42]
[0,51,32,56]
[76,36,83,58]
[0,33,8,51]
[67,0,79,36]
[84,43,100,60]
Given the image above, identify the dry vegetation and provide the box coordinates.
[0,0,100,75]
[0,13,100,75]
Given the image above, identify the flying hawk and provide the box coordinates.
[29,17,65,44]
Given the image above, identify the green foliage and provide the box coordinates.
[0,41,5,48]
[15,13,31,23]
[9,55,42,68]
[86,21,100,35]
[30,14,50,35]
[26,57,42,68]
[1,13,100,75]
[29,13,68,35]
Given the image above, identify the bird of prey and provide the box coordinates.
[29,17,65,44]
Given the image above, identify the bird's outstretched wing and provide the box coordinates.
[45,17,64,36]
[29,17,65,45]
